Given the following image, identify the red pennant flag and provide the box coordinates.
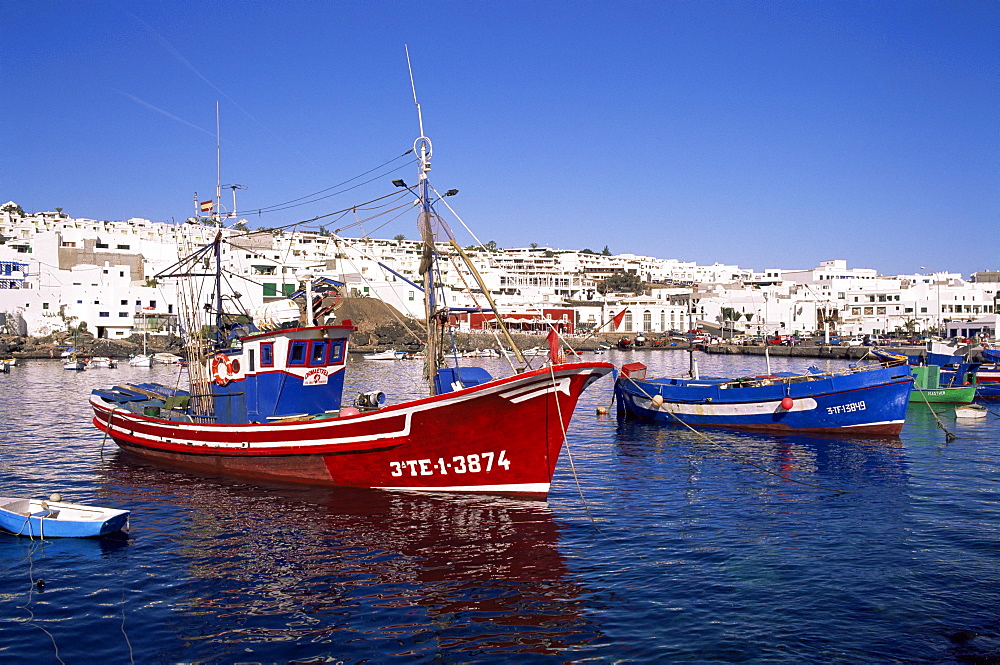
[612,308,628,330]
[547,328,560,364]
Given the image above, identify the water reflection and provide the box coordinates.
[95,457,601,658]
[614,417,908,491]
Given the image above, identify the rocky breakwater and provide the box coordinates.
[0,331,185,361]
[704,344,882,360]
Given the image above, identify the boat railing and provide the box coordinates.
[637,359,905,391]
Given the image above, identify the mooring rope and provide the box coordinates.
[15,540,65,665]
[912,382,958,442]
[621,375,850,494]
[547,362,603,532]
[100,406,121,458]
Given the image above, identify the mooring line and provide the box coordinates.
[547,363,604,533]
[15,540,65,665]
[912,383,957,442]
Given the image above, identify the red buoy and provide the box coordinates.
[781,397,794,410]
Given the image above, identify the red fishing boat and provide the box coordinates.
[91,104,612,496]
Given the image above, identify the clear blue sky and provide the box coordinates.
[3,1,997,277]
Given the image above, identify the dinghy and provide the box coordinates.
[0,496,130,538]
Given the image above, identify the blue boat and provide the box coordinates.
[615,360,913,436]
[0,497,130,538]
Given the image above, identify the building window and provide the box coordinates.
[121,300,128,305]
[119,312,129,317]
[99,312,109,317]
[116,244,130,250]
[42,303,49,310]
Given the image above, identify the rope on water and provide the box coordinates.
[15,540,65,665]
[912,384,958,442]
[622,375,850,494]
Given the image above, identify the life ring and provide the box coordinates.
[212,353,233,386]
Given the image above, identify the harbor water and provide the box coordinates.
[0,352,997,663]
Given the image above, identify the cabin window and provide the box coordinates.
[327,341,345,364]
[308,340,328,366]
[263,283,277,296]
[248,349,255,372]
[260,342,274,367]
[288,341,307,365]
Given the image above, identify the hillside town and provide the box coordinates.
[0,202,996,343]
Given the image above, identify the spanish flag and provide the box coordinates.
[199,200,213,213]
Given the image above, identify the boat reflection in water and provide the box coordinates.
[95,458,601,660]
[614,418,908,494]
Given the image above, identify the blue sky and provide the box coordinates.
[3,1,996,277]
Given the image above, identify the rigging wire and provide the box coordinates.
[247,154,417,215]
[226,190,411,239]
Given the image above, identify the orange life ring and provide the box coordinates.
[211,353,233,386]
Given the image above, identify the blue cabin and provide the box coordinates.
[208,323,355,424]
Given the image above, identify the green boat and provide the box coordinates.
[909,365,976,404]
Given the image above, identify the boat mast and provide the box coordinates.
[408,46,439,395]
[214,230,224,346]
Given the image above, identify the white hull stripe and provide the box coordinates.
[636,396,819,417]
[843,419,903,428]
[501,377,572,403]
[101,410,414,450]
[382,482,550,494]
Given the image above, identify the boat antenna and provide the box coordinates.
[406,45,440,394]
[215,101,222,227]
[406,45,432,185]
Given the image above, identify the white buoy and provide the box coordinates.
[49,493,62,502]
[651,394,664,407]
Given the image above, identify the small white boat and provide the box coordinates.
[87,357,118,369]
[464,348,507,358]
[152,352,183,364]
[63,359,86,371]
[2,358,19,367]
[363,349,405,360]
[521,346,547,357]
[955,404,988,419]
[0,495,130,538]
[129,354,153,367]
